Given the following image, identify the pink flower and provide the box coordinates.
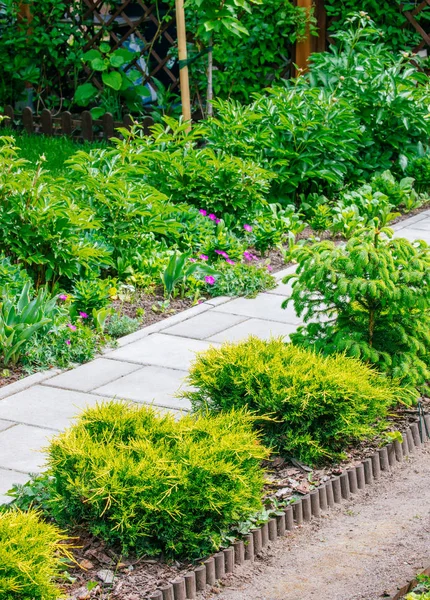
[267,265,273,272]
[58,294,68,301]
[79,312,88,319]
[198,254,209,261]
[189,257,197,263]
[199,209,207,216]
[226,258,235,265]
[67,324,77,331]
[215,249,229,259]
[243,251,254,262]
[243,224,253,232]
[205,275,215,285]
[215,218,221,224]
[65,339,71,346]
[208,213,217,221]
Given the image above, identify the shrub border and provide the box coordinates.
[145,415,430,600]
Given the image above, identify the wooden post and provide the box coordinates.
[295,0,313,75]
[175,0,192,129]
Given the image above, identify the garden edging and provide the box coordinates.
[144,415,430,600]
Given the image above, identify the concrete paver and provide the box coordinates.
[105,333,218,370]
[43,358,140,392]
[93,366,192,411]
[163,311,247,340]
[0,212,427,499]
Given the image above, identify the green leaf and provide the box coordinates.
[110,54,126,68]
[102,71,122,91]
[74,83,98,107]
[99,42,111,54]
[90,107,105,119]
[91,57,107,72]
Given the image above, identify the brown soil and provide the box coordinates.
[203,446,430,600]
[0,365,24,389]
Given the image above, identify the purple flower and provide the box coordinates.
[58,294,68,301]
[205,275,215,285]
[199,209,207,216]
[215,218,221,224]
[65,339,71,346]
[243,224,253,232]
[267,265,273,272]
[67,324,77,332]
[226,259,235,265]
[79,312,89,319]
[198,254,209,261]
[243,251,254,262]
[215,249,229,259]
[189,257,197,263]
[208,213,217,221]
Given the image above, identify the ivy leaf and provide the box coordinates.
[102,71,122,91]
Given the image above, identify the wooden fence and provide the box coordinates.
[1,105,154,140]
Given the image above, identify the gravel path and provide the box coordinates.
[205,447,430,600]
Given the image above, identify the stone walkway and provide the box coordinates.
[0,210,429,502]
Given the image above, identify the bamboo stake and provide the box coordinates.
[295,0,313,75]
[175,0,192,129]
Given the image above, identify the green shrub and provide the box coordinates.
[0,255,32,298]
[207,261,276,298]
[407,155,430,195]
[285,225,430,389]
[46,401,268,558]
[106,313,141,338]
[183,337,406,465]
[0,509,67,600]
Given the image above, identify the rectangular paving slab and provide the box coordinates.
[214,293,303,325]
[162,311,247,340]
[93,366,192,411]
[0,424,52,473]
[0,386,103,431]
[208,318,298,344]
[43,358,140,393]
[105,333,217,371]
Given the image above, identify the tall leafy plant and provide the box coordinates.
[284,224,430,389]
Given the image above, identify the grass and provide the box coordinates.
[1,128,106,174]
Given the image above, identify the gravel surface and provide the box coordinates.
[204,447,430,600]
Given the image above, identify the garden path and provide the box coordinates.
[0,210,429,502]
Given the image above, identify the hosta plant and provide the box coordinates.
[284,224,430,389]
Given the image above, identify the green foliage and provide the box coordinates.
[3,473,53,514]
[0,282,59,367]
[285,225,430,389]
[162,251,217,298]
[407,155,430,195]
[208,261,275,298]
[183,337,406,465]
[0,509,67,600]
[406,575,430,600]
[306,14,430,177]
[106,312,141,338]
[0,137,108,286]
[324,1,429,52]
[206,86,361,201]
[46,401,268,558]
[0,256,32,298]
[370,170,421,211]
[22,319,104,370]
[74,44,151,119]
[185,0,312,103]
[71,278,113,316]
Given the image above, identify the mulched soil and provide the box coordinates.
[0,365,24,389]
[61,397,429,600]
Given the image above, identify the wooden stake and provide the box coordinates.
[295,0,313,75]
[175,0,191,129]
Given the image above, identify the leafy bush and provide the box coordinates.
[306,14,430,177]
[0,256,32,298]
[0,509,67,600]
[207,261,276,298]
[370,170,420,211]
[407,155,430,195]
[183,337,407,465]
[46,401,268,558]
[106,313,141,338]
[285,225,430,389]
[71,278,113,316]
[0,137,107,286]
[206,86,361,202]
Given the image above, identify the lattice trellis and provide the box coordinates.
[64,0,179,89]
[401,0,430,51]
